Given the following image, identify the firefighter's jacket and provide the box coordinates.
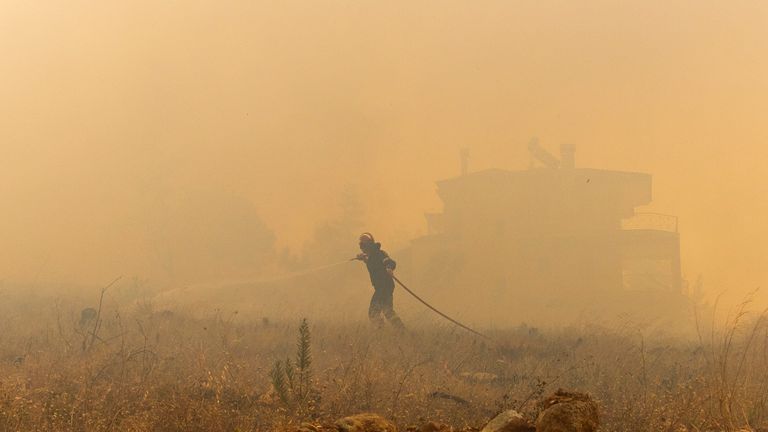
[362,243,396,290]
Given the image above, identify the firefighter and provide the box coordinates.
[355,233,405,330]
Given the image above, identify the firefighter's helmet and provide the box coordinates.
[359,232,375,244]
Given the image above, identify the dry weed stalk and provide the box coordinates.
[0,288,766,431]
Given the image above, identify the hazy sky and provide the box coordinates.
[1,1,767,303]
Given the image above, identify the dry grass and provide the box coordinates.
[0,286,766,432]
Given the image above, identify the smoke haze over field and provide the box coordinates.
[1,1,767,307]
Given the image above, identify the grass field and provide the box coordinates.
[0,285,766,432]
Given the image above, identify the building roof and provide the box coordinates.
[435,167,652,210]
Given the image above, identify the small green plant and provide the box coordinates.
[270,318,316,416]
[269,359,290,407]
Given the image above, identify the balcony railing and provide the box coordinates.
[622,212,678,233]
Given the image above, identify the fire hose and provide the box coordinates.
[351,257,488,339]
[391,274,489,339]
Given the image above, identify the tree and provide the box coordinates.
[146,188,275,282]
[285,184,365,269]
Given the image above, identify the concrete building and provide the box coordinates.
[408,142,686,323]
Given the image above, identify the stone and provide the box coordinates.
[336,414,397,432]
[535,389,599,432]
[480,409,535,432]
[420,421,451,432]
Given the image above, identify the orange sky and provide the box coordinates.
[1,1,767,304]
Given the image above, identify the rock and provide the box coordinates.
[336,414,397,432]
[429,392,469,405]
[420,421,451,432]
[480,409,535,432]
[535,389,599,432]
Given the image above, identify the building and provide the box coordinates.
[408,141,687,323]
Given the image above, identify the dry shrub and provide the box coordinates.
[0,285,766,432]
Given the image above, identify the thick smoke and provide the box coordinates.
[0,1,767,311]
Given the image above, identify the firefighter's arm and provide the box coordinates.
[382,251,396,274]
